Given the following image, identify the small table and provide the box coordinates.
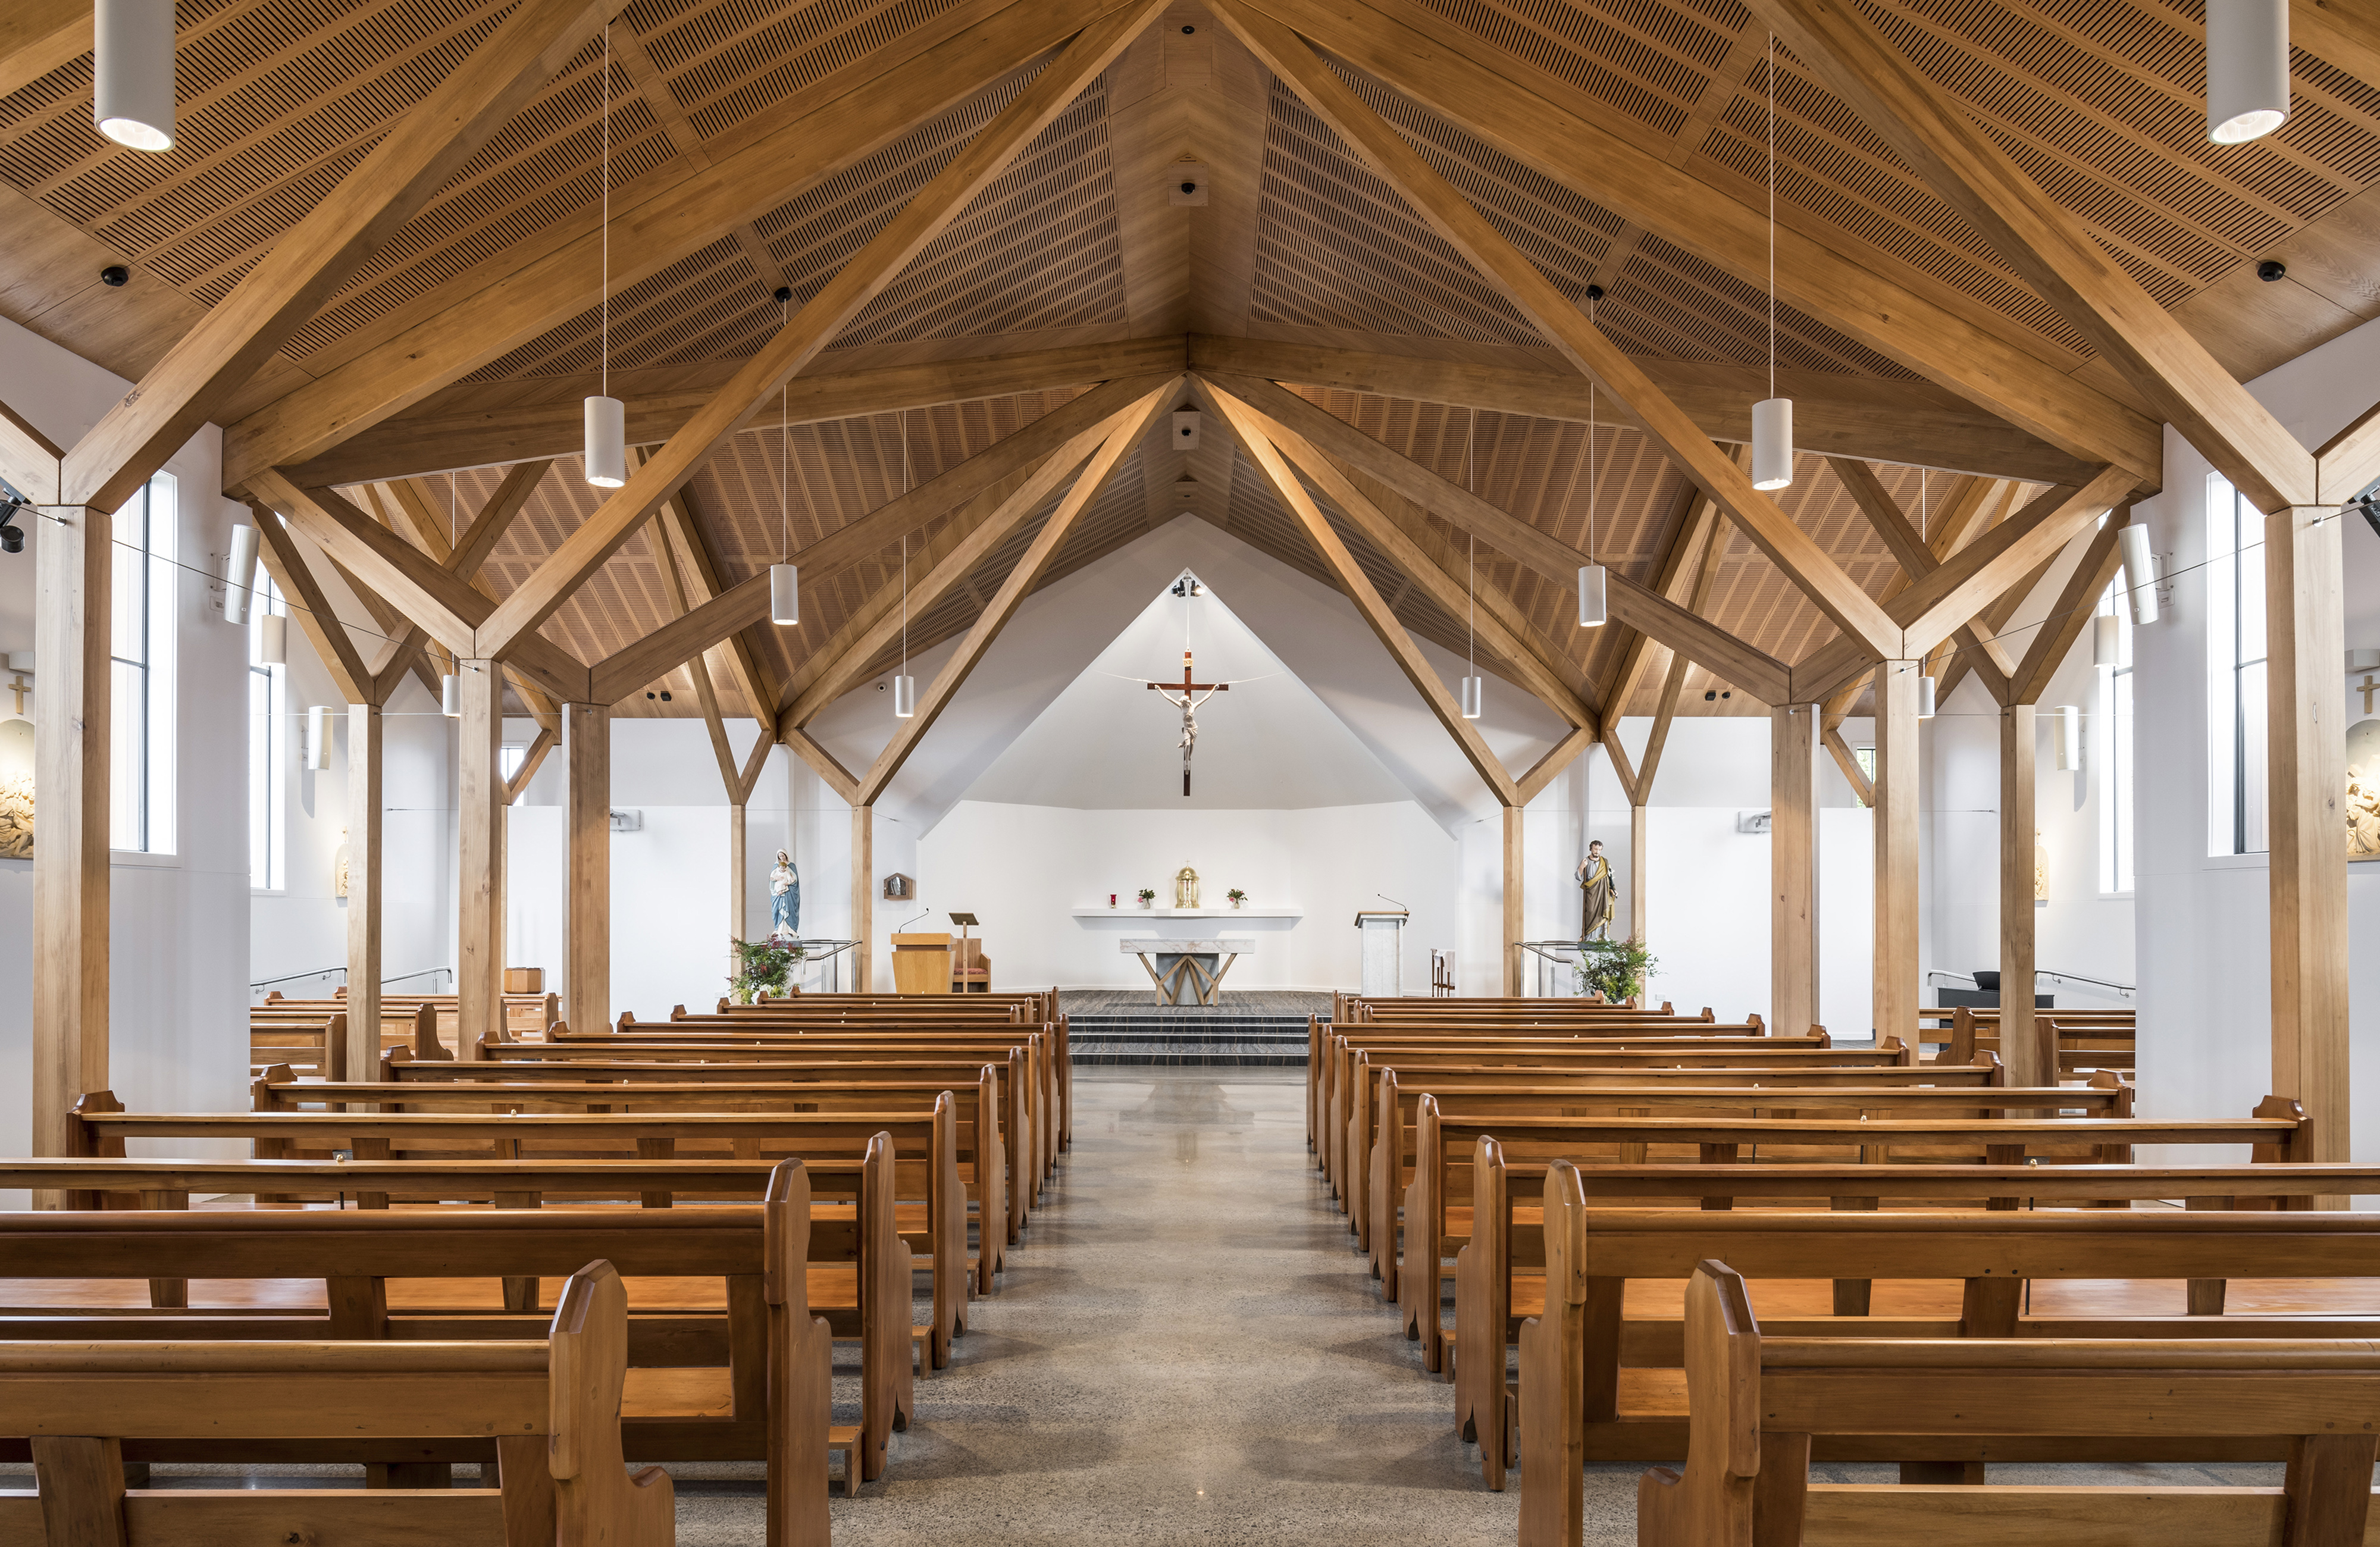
[1121,937,1254,1007]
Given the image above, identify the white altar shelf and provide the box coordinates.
[1069,907,1301,919]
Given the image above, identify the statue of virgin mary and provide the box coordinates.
[770,850,800,940]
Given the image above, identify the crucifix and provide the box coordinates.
[1147,650,1227,797]
[2361,674,2376,715]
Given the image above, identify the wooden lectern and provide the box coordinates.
[891,932,952,994]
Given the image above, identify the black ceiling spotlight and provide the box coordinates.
[0,494,26,555]
[1583,283,1606,301]
[1180,23,1195,31]
[100,265,129,287]
[2257,259,2287,281]
[772,285,793,303]
[1703,689,1717,701]
[2355,486,2380,543]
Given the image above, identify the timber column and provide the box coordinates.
[455,663,504,1057]
[32,502,109,1161]
[2265,504,2349,1163]
[1998,703,2044,1085]
[1871,663,1921,1044]
[565,702,610,1033]
[345,703,383,1078]
[1502,806,1525,995]
[852,805,873,993]
[1629,803,1647,945]
[1770,703,1821,1036]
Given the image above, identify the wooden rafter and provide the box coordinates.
[474,1,1166,659]
[658,474,780,732]
[1824,725,1873,806]
[506,727,558,804]
[1207,372,1792,704]
[0,0,86,102]
[588,371,1176,707]
[1202,378,1523,807]
[1750,0,2307,511]
[783,431,1114,728]
[1634,516,1730,802]
[1213,0,1902,661]
[854,382,1176,805]
[1338,462,1604,715]
[1230,0,2162,485]
[1828,458,2014,704]
[2008,515,2129,707]
[0,396,61,505]
[1254,410,1599,735]
[1189,334,2103,490]
[1601,453,1734,717]
[67,0,607,513]
[248,505,373,704]
[644,511,742,800]
[248,471,591,703]
[221,0,1158,487]
[375,476,563,729]
[289,337,1189,487]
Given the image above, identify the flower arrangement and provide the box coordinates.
[1574,938,1656,1006]
[1226,888,1247,906]
[728,937,806,1003]
[1136,888,1156,906]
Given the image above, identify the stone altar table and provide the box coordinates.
[1121,937,1254,1007]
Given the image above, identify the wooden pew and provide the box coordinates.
[1626,1259,2380,1547]
[1395,1097,2304,1371]
[267,1064,1010,1291]
[1333,993,1684,1021]
[1311,1028,1914,1198]
[1364,1069,2115,1295]
[0,1158,864,1511]
[1456,1141,2380,1489]
[489,1029,1066,1191]
[67,1095,971,1376]
[0,1258,687,1547]
[1510,1167,2380,1480]
[1940,1008,2137,1076]
[1342,1054,2006,1260]
[380,1050,1032,1246]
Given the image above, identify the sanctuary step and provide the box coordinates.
[1062,989,1325,1066]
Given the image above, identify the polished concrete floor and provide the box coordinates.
[774,1067,1536,1546]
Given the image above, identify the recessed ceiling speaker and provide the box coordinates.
[1173,409,1201,450]
[1167,163,1210,206]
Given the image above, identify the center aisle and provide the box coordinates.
[807,1067,1540,1545]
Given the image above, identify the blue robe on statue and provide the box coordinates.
[770,857,800,940]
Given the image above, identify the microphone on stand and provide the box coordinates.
[1376,892,1408,913]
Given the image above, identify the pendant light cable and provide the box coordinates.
[590,29,600,407]
[1587,295,1598,563]
[901,409,911,681]
[1465,410,1476,682]
[601,25,610,406]
[779,295,790,564]
[1767,33,1776,408]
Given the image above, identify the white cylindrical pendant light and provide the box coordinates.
[2054,703,2080,770]
[1915,673,1937,720]
[223,524,259,625]
[770,563,799,626]
[305,704,331,771]
[2206,0,2290,144]
[1460,675,1484,719]
[259,612,287,665]
[94,0,175,152]
[1750,397,1794,490]
[441,673,463,719]
[891,674,917,719]
[2116,523,2159,625]
[584,394,626,488]
[2093,613,2122,667]
[1577,563,1607,628]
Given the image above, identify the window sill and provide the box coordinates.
[2200,851,2269,872]
[2095,890,2137,903]
[109,850,180,869]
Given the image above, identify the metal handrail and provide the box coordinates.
[248,965,453,991]
[1926,967,2135,1001]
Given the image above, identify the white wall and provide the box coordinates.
[2124,312,2380,1149]
[0,317,250,1180]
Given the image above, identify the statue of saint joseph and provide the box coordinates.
[1576,840,1615,941]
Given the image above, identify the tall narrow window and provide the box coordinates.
[2206,474,2267,855]
[248,572,286,891]
[2096,579,2134,893]
[109,471,177,854]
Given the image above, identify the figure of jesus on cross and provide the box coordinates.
[1148,650,1227,797]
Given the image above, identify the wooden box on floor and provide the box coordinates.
[891,934,951,995]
